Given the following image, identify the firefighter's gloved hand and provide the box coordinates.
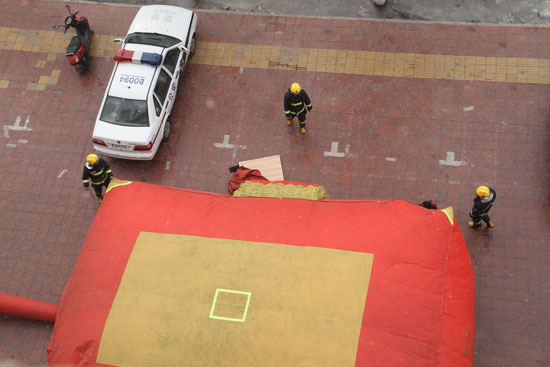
[285,115,292,119]
[307,106,312,111]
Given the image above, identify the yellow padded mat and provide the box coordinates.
[97,233,373,367]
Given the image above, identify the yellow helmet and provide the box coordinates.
[475,185,490,198]
[290,82,301,95]
[87,154,99,165]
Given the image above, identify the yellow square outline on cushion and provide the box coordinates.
[209,288,252,322]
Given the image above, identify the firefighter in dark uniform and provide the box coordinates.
[468,185,496,229]
[82,154,113,204]
[284,82,312,135]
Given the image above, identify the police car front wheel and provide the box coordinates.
[163,120,171,140]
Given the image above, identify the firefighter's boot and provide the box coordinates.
[287,119,293,126]
[300,127,306,135]
[487,221,495,228]
[468,221,481,229]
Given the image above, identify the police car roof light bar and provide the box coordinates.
[114,49,162,67]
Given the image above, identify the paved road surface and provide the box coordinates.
[0,1,549,366]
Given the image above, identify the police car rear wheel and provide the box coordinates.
[163,120,171,140]
[190,34,196,56]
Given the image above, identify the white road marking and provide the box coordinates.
[165,161,171,170]
[3,115,32,138]
[17,139,28,144]
[439,152,466,166]
[233,144,246,158]
[324,142,345,157]
[214,135,246,157]
[463,106,474,111]
[6,143,16,148]
[385,157,397,162]
[57,169,68,179]
[324,142,355,158]
[214,135,234,149]
[344,144,356,158]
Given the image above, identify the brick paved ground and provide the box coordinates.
[0,0,549,366]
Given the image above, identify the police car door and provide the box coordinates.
[160,46,183,115]
[152,66,171,134]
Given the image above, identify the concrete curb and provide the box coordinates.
[42,0,550,28]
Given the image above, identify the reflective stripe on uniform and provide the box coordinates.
[291,102,302,106]
[481,203,494,213]
[470,211,488,217]
[306,103,312,108]
[288,108,305,115]
[91,177,108,185]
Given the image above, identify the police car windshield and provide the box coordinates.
[100,96,149,127]
[125,32,180,48]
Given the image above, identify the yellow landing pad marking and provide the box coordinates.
[97,232,374,367]
[2,25,548,84]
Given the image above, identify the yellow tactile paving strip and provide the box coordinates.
[1,26,549,85]
[0,26,121,57]
[27,69,61,91]
[191,41,550,84]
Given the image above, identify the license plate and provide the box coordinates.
[110,143,131,150]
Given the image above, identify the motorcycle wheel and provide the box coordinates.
[77,56,89,75]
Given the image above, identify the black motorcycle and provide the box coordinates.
[54,5,93,74]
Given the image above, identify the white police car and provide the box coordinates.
[92,5,197,160]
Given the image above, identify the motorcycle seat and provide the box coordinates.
[66,36,81,56]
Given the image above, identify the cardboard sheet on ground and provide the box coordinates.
[47,180,475,367]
